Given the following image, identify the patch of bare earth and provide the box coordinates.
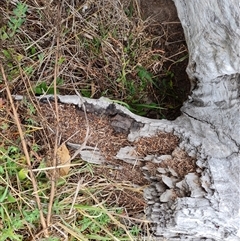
[36,100,196,218]
[139,0,190,119]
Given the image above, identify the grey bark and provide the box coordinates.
[147,0,240,239]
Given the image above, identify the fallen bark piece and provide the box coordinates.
[160,189,175,203]
[79,149,105,165]
[162,175,176,189]
[184,173,205,198]
[67,143,105,165]
[115,146,140,165]
[110,114,133,133]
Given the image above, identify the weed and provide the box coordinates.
[32,143,40,152]
[0,146,24,240]
[75,205,137,240]
[159,70,180,100]
[34,78,63,95]
[0,2,28,40]
[113,65,165,115]
[81,86,92,98]
[1,6,34,85]
[34,81,55,95]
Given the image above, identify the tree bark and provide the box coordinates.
[146,0,240,239]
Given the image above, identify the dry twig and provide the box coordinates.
[0,63,48,237]
[47,2,61,227]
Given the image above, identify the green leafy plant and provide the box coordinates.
[75,205,138,240]
[34,81,55,95]
[0,142,48,240]
[0,146,24,240]
[0,2,28,40]
[159,70,178,99]
[34,78,63,95]
[81,85,92,98]
[113,65,164,116]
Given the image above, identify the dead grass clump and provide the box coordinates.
[0,0,188,119]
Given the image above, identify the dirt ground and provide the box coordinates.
[0,0,193,238]
[36,100,196,217]
[139,0,190,119]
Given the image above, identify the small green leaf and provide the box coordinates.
[34,82,47,94]
[0,187,8,202]
[35,86,43,95]
[24,66,33,76]
[58,57,65,65]
[38,53,44,63]
[2,49,11,59]
[137,66,153,82]
[30,46,36,55]
[40,82,47,90]
[0,26,9,40]
[56,77,63,85]
[7,194,16,203]
[18,168,28,180]
[46,87,55,94]
[16,54,24,62]
[81,89,91,98]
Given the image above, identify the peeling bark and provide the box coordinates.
[146,0,240,239]
[39,90,239,240]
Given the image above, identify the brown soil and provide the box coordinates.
[139,0,190,119]
[36,100,196,216]
[0,93,196,233]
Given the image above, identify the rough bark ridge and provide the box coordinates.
[149,0,240,239]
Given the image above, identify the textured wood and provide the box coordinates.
[148,0,240,239]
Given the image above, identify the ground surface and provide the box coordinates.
[138,0,190,119]
[38,99,196,220]
[0,0,192,240]
[1,0,190,120]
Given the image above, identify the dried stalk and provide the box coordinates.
[0,63,48,237]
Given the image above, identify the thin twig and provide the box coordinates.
[47,3,61,226]
[69,87,90,161]
[68,177,84,215]
[0,63,48,237]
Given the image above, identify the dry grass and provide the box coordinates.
[1,1,159,92]
[1,0,189,118]
[0,95,152,240]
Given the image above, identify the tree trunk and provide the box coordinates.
[145,0,240,239]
